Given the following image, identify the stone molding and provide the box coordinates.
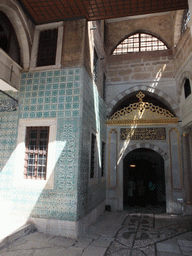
[121,142,168,161]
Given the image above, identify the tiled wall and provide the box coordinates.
[1,68,82,223]
[0,91,19,170]
[19,69,81,119]
[77,68,107,220]
[1,67,107,225]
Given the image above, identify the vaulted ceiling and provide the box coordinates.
[18,0,188,24]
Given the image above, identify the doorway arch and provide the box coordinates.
[123,148,166,211]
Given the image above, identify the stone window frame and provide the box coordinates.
[30,21,63,71]
[16,118,57,189]
[89,127,98,186]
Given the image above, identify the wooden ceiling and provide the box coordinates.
[18,0,188,24]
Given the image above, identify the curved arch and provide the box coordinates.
[107,85,179,117]
[111,30,169,55]
[0,0,32,69]
[177,71,192,103]
[122,143,168,161]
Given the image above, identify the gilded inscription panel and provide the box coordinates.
[120,127,166,140]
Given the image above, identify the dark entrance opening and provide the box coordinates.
[123,148,166,211]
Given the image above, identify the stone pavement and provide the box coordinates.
[0,208,192,256]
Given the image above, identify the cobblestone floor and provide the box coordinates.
[0,207,192,256]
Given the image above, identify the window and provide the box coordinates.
[37,29,58,67]
[24,127,49,180]
[0,11,20,65]
[181,9,190,35]
[30,22,63,70]
[184,78,191,99]
[113,32,168,55]
[93,49,98,83]
[101,141,106,177]
[16,118,57,189]
[103,73,106,101]
[90,133,97,179]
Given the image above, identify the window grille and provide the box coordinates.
[113,32,168,55]
[37,28,58,67]
[24,127,49,180]
[90,133,96,179]
[181,9,190,35]
[101,141,106,177]
[184,78,191,99]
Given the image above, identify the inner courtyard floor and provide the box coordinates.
[0,209,192,256]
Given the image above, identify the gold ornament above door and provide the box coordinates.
[107,91,178,126]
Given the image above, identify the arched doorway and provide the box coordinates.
[123,148,166,211]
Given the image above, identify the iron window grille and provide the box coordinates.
[101,141,106,177]
[113,32,168,55]
[37,28,58,67]
[24,127,49,180]
[90,133,96,179]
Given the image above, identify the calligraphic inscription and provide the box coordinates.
[120,127,166,140]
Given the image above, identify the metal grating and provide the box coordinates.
[24,127,49,180]
[113,32,168,55]
[18,0,189,24]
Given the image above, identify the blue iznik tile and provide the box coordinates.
[39,84,45,90]
[47,71,53,77]
[40,71,46,77]
[21,73,27,79]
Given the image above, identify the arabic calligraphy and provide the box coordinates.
[120,127,166,140]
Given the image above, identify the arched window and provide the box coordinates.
[112,32,168,55]
[184,78,191,99]
[0,11,20,65]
